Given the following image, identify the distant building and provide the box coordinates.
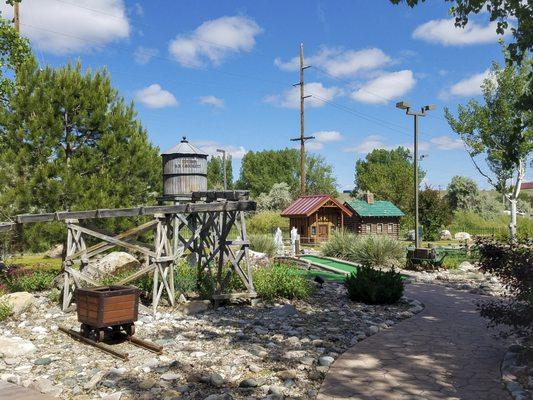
[343,192,404,238]
[521,181,533,190]
[281,195,353,244]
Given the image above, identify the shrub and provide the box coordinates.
[249,234,277,257]
[321,232,404,268]
[247,211,288,235]
[253,263,312,301]
[1,266,57,292]
[345,266,404,305]
[47,288,61,304]
[350,235,405,268]
[476,238,532,337]
[174,260,197,295]
[0,300,12,321]
[321,231,358,259]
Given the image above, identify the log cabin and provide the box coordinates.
[343,192,404,238]
[281,195,353,244]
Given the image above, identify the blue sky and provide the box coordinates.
[3,0,529,191]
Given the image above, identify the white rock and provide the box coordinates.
[178,300,210,315]
[44,244,63,259]
[454,232,471,241]
[31,326,48,335]
[0,336,37,357]
[440,229,452,240]
[0,292,36,316]
[83,251,140,280]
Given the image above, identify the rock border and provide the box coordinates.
[501,343,532,400]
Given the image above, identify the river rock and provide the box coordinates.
[318,356,334,367]
[440,230,452,240]
[0,292,36,315]
[83,252,140,280]
[45,244,63,259]
[271,304,298,317]
[178,300,210,315]
[0,336,37,357]
[454,232,471,241]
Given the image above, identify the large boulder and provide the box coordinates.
[178,300,210,315]
[44,244,63,259]
[0,292,36,315]
[440,230,452,240]
[0,336,37,357]
[454,232,471,241]
[83,252,140,280]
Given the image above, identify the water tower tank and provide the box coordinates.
[162,137,208,198]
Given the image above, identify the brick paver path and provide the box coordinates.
[318,283,510,400]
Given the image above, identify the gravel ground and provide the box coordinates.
[0,282,422,400]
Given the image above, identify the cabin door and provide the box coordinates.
[318,224,328,240]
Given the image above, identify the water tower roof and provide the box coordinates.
[162,137,208,156]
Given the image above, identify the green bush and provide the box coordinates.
[321,231,357,259]
[253,263,312,301]
[249,234,277,257]
[247,211,288,235]
[174,261,197,294]
[1,266,57,292]
[0,300,12,321]
[345,266,404,305]
[322,232,404,268]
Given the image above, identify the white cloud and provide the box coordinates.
[313,130,343,142]
[193,140,247,159]
[135,84,178,108]
[275,47,390,77]
[133,2,143,16]
[169,16,262,68]
[440,69,493,99]
[344,135,430,154]
[265,82,341,109]
[303,130,343,152]
[134,46,159,65]
[351,70,416,104]
[0,0,130,54]
[198,95,225,108]
[430,136,464,150]
[306,142,325,151]
[413,18,508,46]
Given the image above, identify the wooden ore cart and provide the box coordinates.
[76,285,139,342]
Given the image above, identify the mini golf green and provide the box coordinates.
[291,268,346,283]
[300,255,358,275]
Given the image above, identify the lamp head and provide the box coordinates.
[423,104,436,111]
[396,101,410,110]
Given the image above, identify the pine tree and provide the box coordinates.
[0,60,161,249]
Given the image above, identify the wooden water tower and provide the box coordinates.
[161,137,208,202]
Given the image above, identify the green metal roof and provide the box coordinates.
[344,199,405,217]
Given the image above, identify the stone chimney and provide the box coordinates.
[363,191,374,204]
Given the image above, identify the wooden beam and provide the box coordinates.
[68,224,157,258]
[7,201,256,226]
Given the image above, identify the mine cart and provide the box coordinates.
[76,285,139,342]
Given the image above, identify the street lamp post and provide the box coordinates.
[216,149,227,190]
[395,101,435,249]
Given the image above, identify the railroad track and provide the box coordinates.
[59,325,163,361]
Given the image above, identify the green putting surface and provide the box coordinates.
[300,255,358,274]
[291,268,346,283]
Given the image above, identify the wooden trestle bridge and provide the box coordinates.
[0,191,257,312]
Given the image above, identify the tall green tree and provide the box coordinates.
[237,149,337,197]
[419,186,453,241]
[446,175,480,211]
[445,59,532,240]
[0,60,161,248]
[207,154,233,189]
[0,12,32,105]
[354,147,425,214]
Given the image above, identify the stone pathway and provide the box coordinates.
[318,282,510,400]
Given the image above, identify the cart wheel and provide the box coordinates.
[80,324,91,338]
[124,324,135,337]
[94,329,105,342]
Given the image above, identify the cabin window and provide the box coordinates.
[366,223,372,233]
[311,226,316,236]
[377,223,383,233]
[388,223,394,233]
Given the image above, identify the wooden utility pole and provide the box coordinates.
[13,1,20,32]
[290,43,313,195]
